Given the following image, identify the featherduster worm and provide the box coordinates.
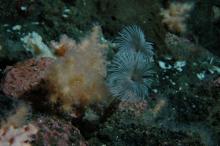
[107,25,155,100]
[115,25,154,59]
[107,50,154,100]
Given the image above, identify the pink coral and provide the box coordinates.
[0,124,38,146]
[1,57,54,98]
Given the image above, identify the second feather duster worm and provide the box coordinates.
[107,25,155,100]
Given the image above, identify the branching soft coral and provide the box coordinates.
[160,2,193,33]
[46,26,108,111]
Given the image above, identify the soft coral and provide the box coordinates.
[46,26,109,111]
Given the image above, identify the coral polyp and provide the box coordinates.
[160,2,194,33]
[107,50,154,100]
[115,25,154,58]
[46,26,108,111]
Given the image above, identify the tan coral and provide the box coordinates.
[1,105,30,128]
[160,2,193,33]
[46,26,109,111]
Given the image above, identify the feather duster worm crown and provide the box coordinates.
[115,25,154,58]
[107,50,154,100]
[107,25,155,100]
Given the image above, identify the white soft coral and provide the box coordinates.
[0,124,38,146]
[160,2,194,33]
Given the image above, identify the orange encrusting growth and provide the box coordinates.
[46,26,108,111]
[51,34,76,57]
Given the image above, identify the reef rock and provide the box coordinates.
[33,116,87,146]
[1,57,54,98]
[119,100,148,116]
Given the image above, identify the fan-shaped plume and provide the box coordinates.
[107,50,154,100]
[115,25,154,58]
